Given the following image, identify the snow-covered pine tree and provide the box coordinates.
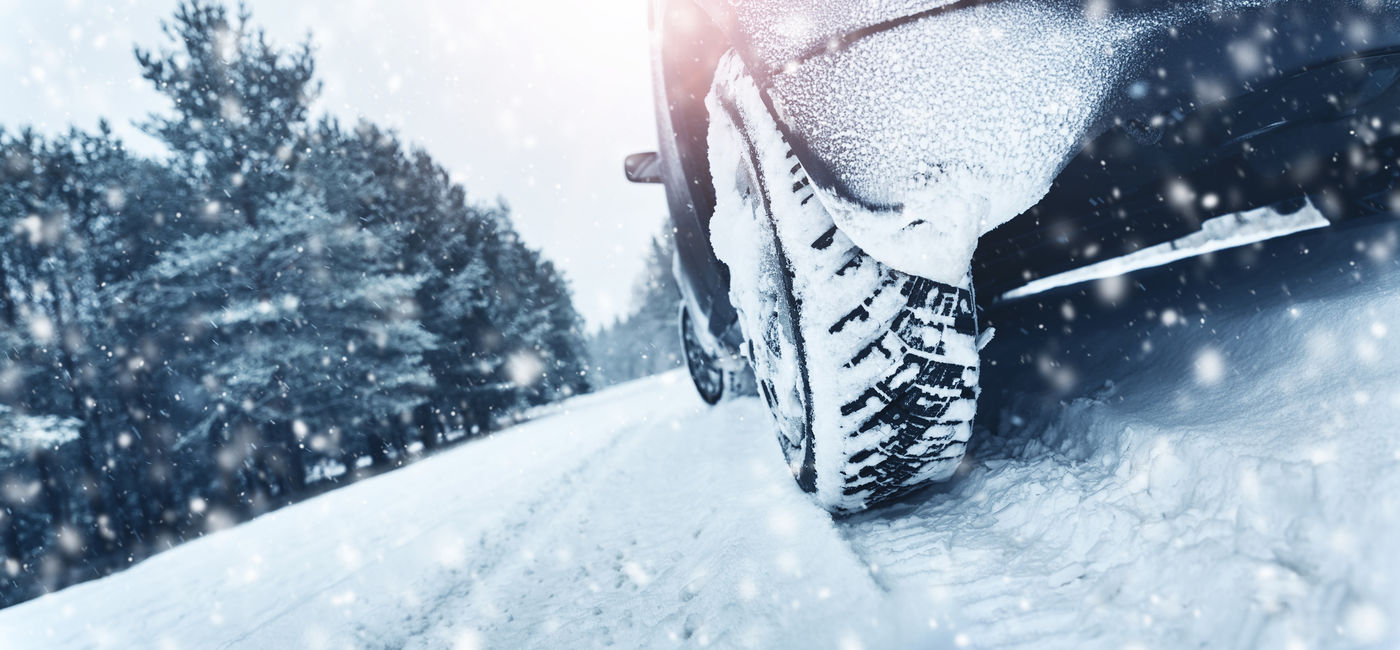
[0,126,156,560]
[299,124,465,445]
[300,125,590,438]
[0,404,82,604]
[588,224,683,387]
[132,2,434,509]
[0,0,595,605]
[135,189,435,504]
[135,0,318,229]
[495,242,591,406]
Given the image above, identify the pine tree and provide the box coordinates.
[300,126,591,438]
[130,2,433,508]
[0,0,598,605]
[135,0,318,229]
[588,224,683,387]
[134,189,435,501]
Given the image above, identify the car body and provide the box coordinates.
[634,0,1400,363]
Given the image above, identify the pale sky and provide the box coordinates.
[0,0,668,328]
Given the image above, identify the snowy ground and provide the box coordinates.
[1,217,1398,649]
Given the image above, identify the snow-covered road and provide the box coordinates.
[0,373,924,649]
[2,219,1398,649]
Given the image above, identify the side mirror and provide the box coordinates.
[624,152,664,184]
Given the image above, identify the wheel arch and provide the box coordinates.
[650,0,744,355]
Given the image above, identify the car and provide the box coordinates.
[627,0,1400,512]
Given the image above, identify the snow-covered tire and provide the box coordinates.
[680,305,726,405]
[707,53,981,513]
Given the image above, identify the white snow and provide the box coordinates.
[759,0,1300,284]
[1,223,1398,648]
[0,375,937,649]
[845,222,1400,648]
[764,2,1161,282]
[0,408,81,462]
[708,53,979,510]
[1001,201,1331,301]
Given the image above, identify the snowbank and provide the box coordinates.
[843,218,1400,648]
[1,220,1397,649]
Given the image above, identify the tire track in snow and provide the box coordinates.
[407,385,910,649]
[0,376,698,650]
[394,408,659,644]
[227,380,682,650]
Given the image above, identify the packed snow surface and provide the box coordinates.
[1,221,1399,648]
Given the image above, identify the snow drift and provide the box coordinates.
[2,218,1398,649]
